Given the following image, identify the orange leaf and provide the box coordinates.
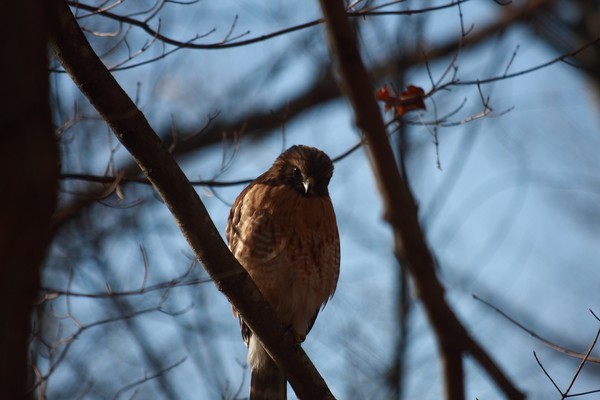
[376,84,426,116]
[375,86,393,111]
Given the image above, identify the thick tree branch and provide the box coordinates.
[49,1,333,398]
[318,0,524,399]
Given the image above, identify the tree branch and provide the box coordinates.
[50,0,555,233]
[49,1,333,398]
[65,0,467,52]
[317,0,523,399]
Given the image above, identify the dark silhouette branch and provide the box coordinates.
[0,0,59,398]
[65,0,467,52]
[49,2,334,399]
[31,304,168,393]
[39,260,209,300]
[59,173,253,187]
[112,357,187,400]
[444,35,600,88]
[318,0,523,399]
[474,295,600,363]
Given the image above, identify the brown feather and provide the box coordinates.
[250,354,286,400]
[226,145,340,399]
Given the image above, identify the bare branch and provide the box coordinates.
[534,351,564,396]
[112,357,187,400]
[31,305,165,393]
[65,0,468,51]
[563,325,600,398]
[535,332,600,399]
[59,173,253,187]
[39,260,208,301]
[473,295,600,363]
[317,1,523,399]
[443,36,600,88]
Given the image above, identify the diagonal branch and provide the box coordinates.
[49,1,333,398]
[317,0,524,399]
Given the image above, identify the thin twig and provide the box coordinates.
[562,318,600,398]
[473,295,600,363]
[442,36,600,88]
[65,0,467,50]
[112,357,187,400]
[534,351,564,396]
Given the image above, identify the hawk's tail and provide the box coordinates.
[250,347,286,400]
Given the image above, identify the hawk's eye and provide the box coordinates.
[292,167,302,180]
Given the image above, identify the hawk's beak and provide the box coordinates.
[302,176,314,194]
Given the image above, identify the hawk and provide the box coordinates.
[226,145,340,400]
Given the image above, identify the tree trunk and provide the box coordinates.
[0,1,59,398]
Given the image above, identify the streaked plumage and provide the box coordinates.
[226,145,340,400]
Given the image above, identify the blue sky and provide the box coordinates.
[43,1,600,399]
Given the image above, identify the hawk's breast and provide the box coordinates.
[227,182,340,337]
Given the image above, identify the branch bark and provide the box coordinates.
[317,1,524,399]
[0,1,59,398]
[49,1,333,398]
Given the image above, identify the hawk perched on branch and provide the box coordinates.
[226,145,340,400]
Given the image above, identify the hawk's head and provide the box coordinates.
[267,145,334,197]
